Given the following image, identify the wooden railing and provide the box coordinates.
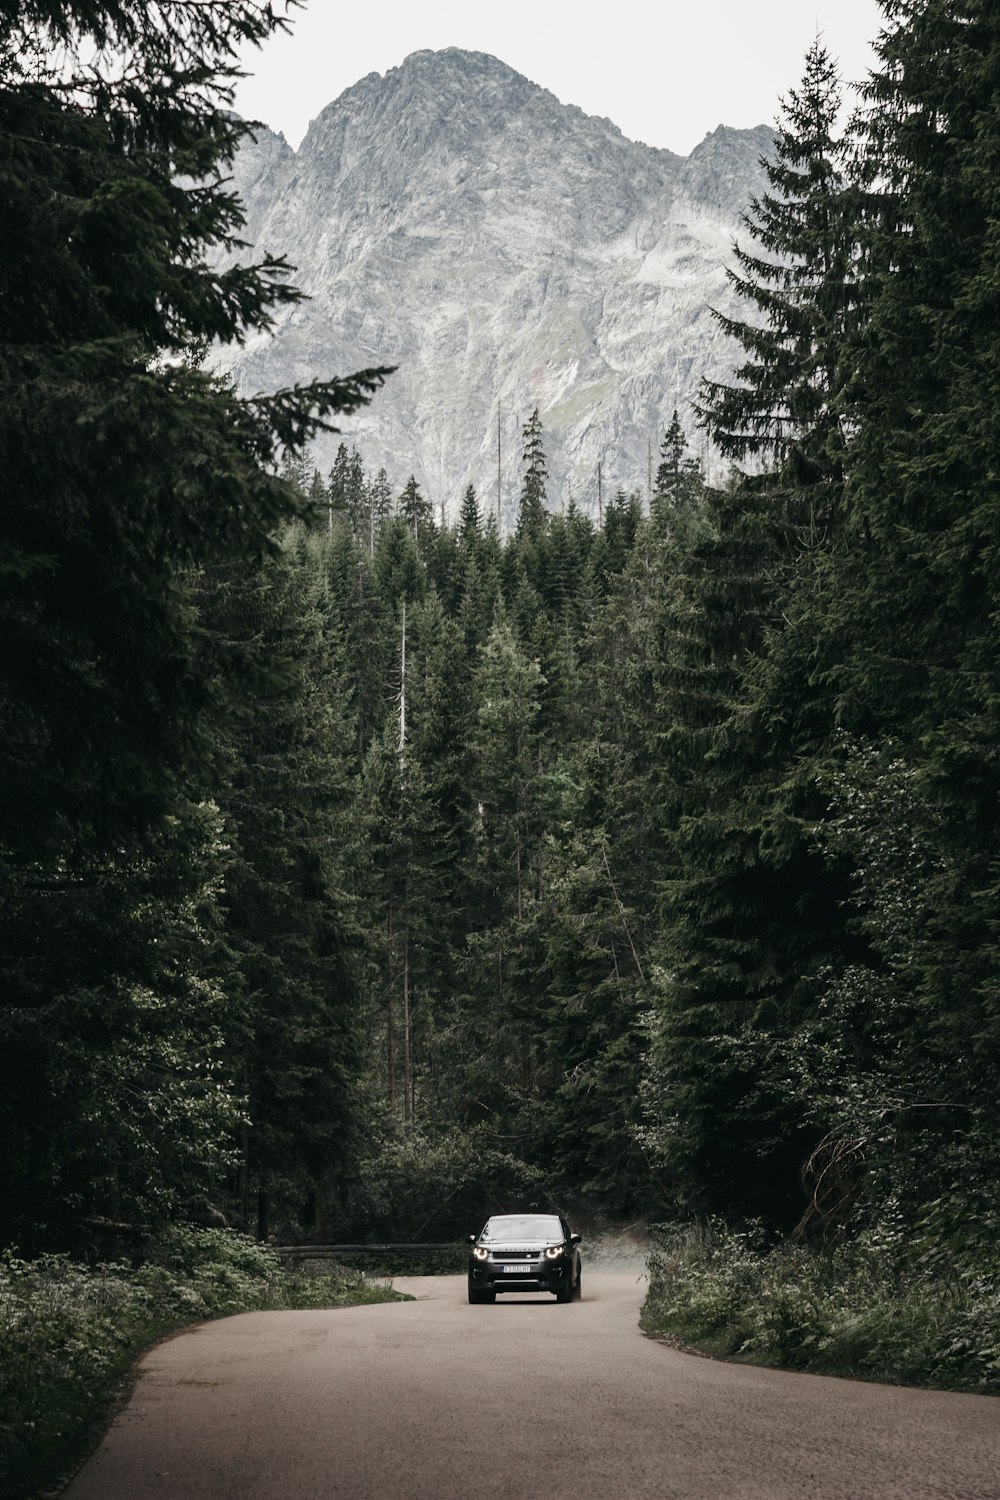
[273,1242,466,1275]
[274,1242,460,1261]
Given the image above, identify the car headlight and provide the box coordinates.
[473,1245,489,1261]
[544,1245,565,1260]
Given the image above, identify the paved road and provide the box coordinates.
[66,1273,998,1500]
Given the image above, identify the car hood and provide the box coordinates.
[479,1239,562,1251]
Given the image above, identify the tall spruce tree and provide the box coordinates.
[0,799,240,1252]
[697,38,852,492]
[807,0,1000,1230]
[516,407,549,539]
[652,412,703,532]
[0,0,389,1255]
[398,475,433,546]
[472,618,546,926]
[459,482,481,549]
[326,444,354,530]
[208,530,364,1240]
[0,0,389,864]
[359,713,451,1127]
[368,467,394,552]
[647,42,860,1227]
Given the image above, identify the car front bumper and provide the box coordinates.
[468,1255,572,1294]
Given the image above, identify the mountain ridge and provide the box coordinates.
[215,48,773,520]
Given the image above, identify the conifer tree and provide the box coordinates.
[646,42,861,1226]
[398,475,434,546]
[281,452,312,496]
[806,0,1000,1227]
[375,515,426,608]
[307,466,329,527]
[596,489,643,578]
[457,548,501,654]
[513,823,650,1209]
[459,482,481,549]
[368,468,394,552]
[652,412,703,532]
[697,38,852,492]
[344,450,368,538]
[0,799,240,1251]
[333,538,394,762]
[208,530,364,1239]
[325,447,365,534]
[516,407,549,538]
[473,619,545,925]
[359,710,451,1125]
[398,592,479,1109]
[0,0,389,1256]
[0,0,390,863]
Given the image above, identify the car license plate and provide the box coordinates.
[504,1263,531,1273]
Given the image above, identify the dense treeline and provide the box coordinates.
[0,0,389,1253]
[2,0,999,1293]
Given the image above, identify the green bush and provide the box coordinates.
[640,1220,1000,1392]
[0,1227,405,1500]
[328,1118,549,1242]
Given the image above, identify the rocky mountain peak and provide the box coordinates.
[676,122,776,222]
[214,49,771,521]
[291,47,679,245]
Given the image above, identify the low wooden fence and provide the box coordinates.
[273,1242,464,1275]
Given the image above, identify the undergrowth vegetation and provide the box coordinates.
[640,1221,1000,1394]
[0,1226,404,1500]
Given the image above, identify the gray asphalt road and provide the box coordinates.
[65,1273,999,1500]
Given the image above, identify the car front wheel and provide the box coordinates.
[468,1278,495,1304]
[555,1275,572,1303]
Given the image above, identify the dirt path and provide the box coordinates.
[65,1272,998,1499]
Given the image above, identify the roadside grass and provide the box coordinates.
[640,1221,1000,1393]
[0,1226,407,1500]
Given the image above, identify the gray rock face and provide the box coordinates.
[214,48,773,524]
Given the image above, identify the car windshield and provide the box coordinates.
[480,1214,563,1242]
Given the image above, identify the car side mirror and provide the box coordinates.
[570,1233,581,1245]
[467,1234,476,1244]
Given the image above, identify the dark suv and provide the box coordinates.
[467,1213,582,1303]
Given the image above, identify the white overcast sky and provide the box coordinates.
[233,0,886,156]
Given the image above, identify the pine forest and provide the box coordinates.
[2,2,1000,1452]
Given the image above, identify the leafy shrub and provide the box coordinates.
[0,1227,403,1500]
[641,1219,1000,1392]
[329,1118,549,1241]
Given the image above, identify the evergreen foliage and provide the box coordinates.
[204,532,364,1240]
[516,407,549,539]
[697,38,852,489]
[0,0,386,1251]
[0,0,390,864]
[459,482,481,548]
[0,802,238,1253]
[652,411,702,532]
[2,5,997,1383]
[797,0,1000,1230]
[398,474,433,545]
[641,41,863,1227]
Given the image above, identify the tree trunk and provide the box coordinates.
[239,1119,250,1232]
[403,928,412,1124]
[387,902,397,1111]
[516,823,523,923]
